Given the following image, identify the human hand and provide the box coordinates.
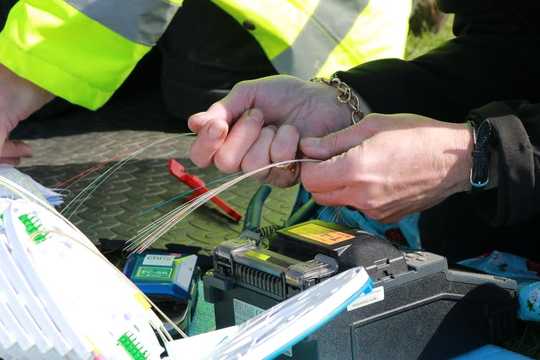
[300,113,474,223]
[188,75,353,187]
[0,64,54,164]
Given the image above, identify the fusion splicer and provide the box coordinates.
[204,220,519,360]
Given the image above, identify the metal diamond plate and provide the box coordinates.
[19,131,297,256]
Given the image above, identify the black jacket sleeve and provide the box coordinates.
[332,1,540,227]
[467,101,539,226]
[336,1,540,122]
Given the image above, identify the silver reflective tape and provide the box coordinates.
[66,0,180,46]
[273,0,369,79]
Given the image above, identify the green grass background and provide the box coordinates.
[405,18,540,358]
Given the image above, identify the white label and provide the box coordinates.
[174,255,197,292]
[142,254,175,267]
[347,286,384,312]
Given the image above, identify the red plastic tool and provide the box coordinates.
[168,159,242,222]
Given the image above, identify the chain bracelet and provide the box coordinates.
[310,75,364,125]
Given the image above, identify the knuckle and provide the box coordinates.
[214,151,240,174]
[300,170,314,191]
[363,209,383,220]
[240,156,263,175]
[231,80,255,98]
[327,134,340,155]
[311,193,327,205]
[353,193,378,211]
[190,155,208,169]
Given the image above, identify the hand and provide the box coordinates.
[0,64,54,164]
[300,113,474,223]
[188,75,352,187]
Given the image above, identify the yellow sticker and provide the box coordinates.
[134,291,152,310]
[245,250,270,261]
[288,223,355,245]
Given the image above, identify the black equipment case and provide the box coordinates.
[204,220,518,360]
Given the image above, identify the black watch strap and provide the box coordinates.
[468,113,494,191]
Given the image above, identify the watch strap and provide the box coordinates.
[468,113,494,191]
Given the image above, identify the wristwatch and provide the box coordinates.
[467,111,495,191]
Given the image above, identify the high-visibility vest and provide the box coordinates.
[0,0,410,110]
[214,0,411,79]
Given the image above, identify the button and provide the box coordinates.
[243,20,256,31]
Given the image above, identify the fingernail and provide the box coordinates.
[301,137,320,148]
[208,123,223,140]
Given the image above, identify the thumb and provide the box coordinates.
[188,81,256,133]
[300,122,373,160]
[1,140,32,158]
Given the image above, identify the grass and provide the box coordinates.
[405,19,540,359]
[405,15,454,60]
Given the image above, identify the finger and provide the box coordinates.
[1,140,32,158]
[270,125,300,163]
[188,81,256,133]
[0,157,21,166]
[301,148,359,193]
[378,212,409,224]
[189,120,228,168]
[241,125,276,180]
[300,122,374,160]
[214,109,264,173]
[310,187,351,207]
[265,125,300,187]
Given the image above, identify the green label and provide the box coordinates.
[18,214,48,244]
[118,333,148,360]
[134,266,172,281]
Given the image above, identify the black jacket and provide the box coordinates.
[337,1,540,262]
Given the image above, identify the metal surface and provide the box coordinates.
[18,130,297,256]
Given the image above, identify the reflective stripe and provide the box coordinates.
[272,0,368,79]
[66,0,180,46]
[315,0,411,77]
[212,0,321,60]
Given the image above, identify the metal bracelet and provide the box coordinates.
[311,75,364,125]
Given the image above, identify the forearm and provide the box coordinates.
[0,63,54,129]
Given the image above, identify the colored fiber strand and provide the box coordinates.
[140,171,241,215]
[61,133,193,219]
[56,136,188,190]
[125,159,319,253]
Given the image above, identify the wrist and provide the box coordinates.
[446,122,475,194]
[0,63,54,129]
[311,75,370,131]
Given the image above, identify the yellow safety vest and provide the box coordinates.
[0,0,410,110]
[215,0,411,78]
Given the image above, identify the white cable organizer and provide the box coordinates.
[0,172,374,360]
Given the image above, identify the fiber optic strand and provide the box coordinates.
[126,159,320,254]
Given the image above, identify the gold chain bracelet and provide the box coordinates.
[311,75,365,125]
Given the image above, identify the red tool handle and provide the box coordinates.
[168,159,242,222]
